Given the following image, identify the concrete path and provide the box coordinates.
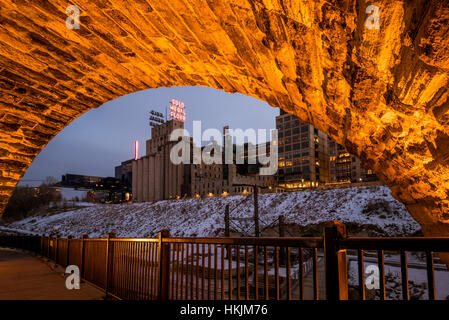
[0,247,104,300]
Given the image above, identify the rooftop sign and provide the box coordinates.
[169,99,186,122]
[149,110,165,127]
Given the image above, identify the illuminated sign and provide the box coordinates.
[169,99,186,122]
[134,140,139,160]
[149,110,165,127]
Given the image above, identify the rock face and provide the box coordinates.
[0,1,448,240]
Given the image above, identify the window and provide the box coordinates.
[301,141,309,148]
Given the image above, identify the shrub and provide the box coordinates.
[2,182,62,221]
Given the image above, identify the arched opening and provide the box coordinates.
[0,1,448,253]
[3,85,419,242]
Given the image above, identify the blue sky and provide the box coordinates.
[20,86,279,184]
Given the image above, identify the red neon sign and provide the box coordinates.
[169,99,186,122]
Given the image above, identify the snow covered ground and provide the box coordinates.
[348,254,449,300]
[0,186,420,239]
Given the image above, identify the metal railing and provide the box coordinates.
[1,221,448,300]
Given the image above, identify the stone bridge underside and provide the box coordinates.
[0,1,448,237]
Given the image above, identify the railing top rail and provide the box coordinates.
[340,237,449,252]
[110,238,159,243]
[164,236,324,247]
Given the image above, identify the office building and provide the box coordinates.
[115,159,133,190]
[276,110,330,190]
[329,140,379,183]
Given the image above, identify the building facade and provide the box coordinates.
[276,109,330,190]
[276,109,378,190]
[132,120,276,202]
[132,120,185,202]
[115,159,133,190]
[60,173,104,188]
[329,140,379,183]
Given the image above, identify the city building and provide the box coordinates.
[132,120,276,202]
[329,140,379,183]
[276,110,379,190]
[60,173,104,188]
[60,173,130,203]
[276,109,330,190]
[115,159,133,190]
[132,119,185,201]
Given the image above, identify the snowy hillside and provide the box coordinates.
[0,186,420,238]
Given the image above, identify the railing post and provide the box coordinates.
[40,235,44,257]
[158,229,170,300]
[324,220,348,300]
[105,232,115,298]
[55,235,59,266]
[66,236,72,267]
[81,235,88,280]
[47,236,50,260]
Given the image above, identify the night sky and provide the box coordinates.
[20,86,279,184]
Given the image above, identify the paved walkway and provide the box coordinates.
[0,247,104,300]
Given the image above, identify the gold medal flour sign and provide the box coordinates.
[169,99,186,122]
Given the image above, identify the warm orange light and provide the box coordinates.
[134,140,139,160]
[207,192,213,197]
[195,194,200,198]
[221,191,229,197]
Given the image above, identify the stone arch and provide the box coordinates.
[0,1,448,241]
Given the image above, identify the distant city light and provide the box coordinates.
[134,140,139,160]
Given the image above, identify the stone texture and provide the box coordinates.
[0,1,448,241]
